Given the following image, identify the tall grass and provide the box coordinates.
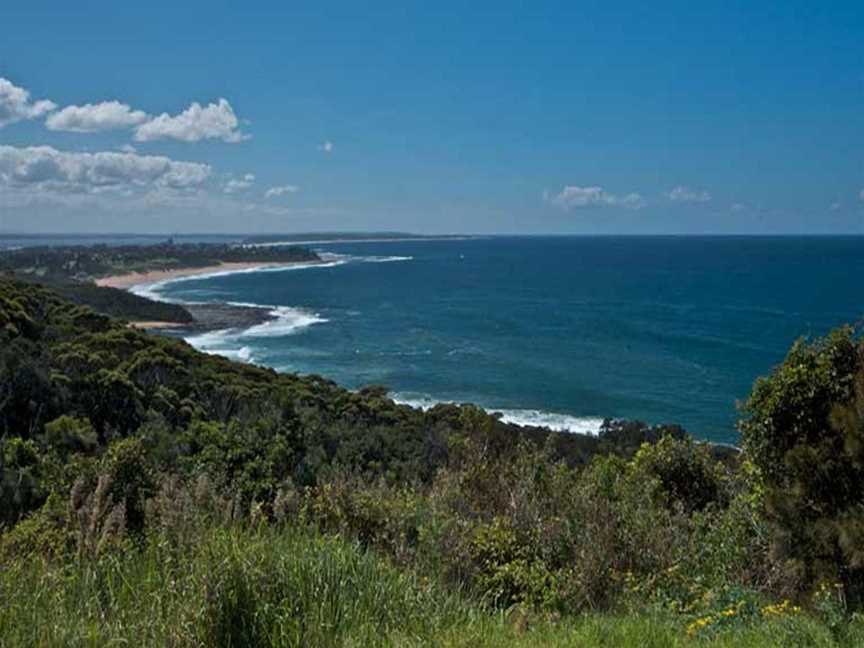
[1,523,862,647]
[0,524,476,647]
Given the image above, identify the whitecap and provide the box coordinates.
[356,255,414,263]
[392,393,605,436]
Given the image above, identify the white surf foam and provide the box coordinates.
[183,328,254,362]
[241,306,328,338]
[183,304,326,363]
[494,410,605,436]
[128,252,409,368]
[129,279,195,304]
[216,346,255,362]
[356,255,414,263]
[128,260,346,303]
[129,253,407,303]
[314,252,413,265]
[392,394,605,436]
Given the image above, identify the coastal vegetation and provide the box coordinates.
[0,241,320,325]
[2,276,864,645]
[36,279,195,324]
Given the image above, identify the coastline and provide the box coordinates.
[105,257,620,439]
[98,261,324,333]
[94,260,317,290]
[97,251,702,444]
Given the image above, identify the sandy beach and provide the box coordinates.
[126,321,186,330]
[94,261,315,290]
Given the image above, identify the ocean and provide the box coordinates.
[127,236,864,445]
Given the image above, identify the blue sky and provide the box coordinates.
[1,1,863,234]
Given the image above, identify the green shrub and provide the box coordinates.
[630,435,730,513]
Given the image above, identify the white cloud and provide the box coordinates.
[0,78,56,128]
[730,203,747,212]
[318,140,334,153]
[666,186,711,203]
[830,201,842,212]
[265,184,300,198]
[134,99,249,143]
[46,100,149,133]
[546,185,643,211]
[0,144,211,194]
[223,173,255,194]
[859,189,864,203]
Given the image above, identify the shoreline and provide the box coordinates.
[99,261,323,333]
[94,260,319,290]
[105,259,621,439]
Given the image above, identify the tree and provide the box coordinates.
[740,327,864,602]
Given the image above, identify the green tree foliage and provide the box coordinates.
[740,328,864,602]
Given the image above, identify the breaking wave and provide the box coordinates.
[392,394,606,436]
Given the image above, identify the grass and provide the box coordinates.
[1,523,862,647]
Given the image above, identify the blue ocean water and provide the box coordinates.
[149,236,864,444]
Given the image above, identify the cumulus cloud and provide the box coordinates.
[0,78,56,128]
[223,173,255,194]
[318,140,334,153]
[134,99,248,143]
[265,184,300,198]
[666,186,711,203]
[46,100,149,133]
[546,185,643,211]
[0,144,211,194]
